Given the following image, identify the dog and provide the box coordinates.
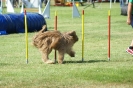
[32,25,78,64]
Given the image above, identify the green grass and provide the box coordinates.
[0,3,133,88]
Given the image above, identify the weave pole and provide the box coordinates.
[108,10,111,61]
[24,10,28,64]
[82,10,84,62]
[54,11,57,63]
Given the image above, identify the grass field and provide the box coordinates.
[0,2,133,88]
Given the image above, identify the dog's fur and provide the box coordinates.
[33,25,78,64]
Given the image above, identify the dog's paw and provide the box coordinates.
[69,51,75,57]
[70,54,75,57]
[58,60,64,64]
[45,60,55,64]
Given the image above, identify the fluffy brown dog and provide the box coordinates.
[33,25,78,64]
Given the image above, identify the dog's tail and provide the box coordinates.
[33,25,47,42]
[32,25,47,48]
[38,25,47,34]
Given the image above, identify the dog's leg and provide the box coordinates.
[67,50,75,57]
[40,48,54,64]
[50,38,60,49]
[66,48,75,57]
[58,50,65,64]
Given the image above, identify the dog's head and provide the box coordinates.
[66,31,78,42]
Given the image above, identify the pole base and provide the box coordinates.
[82,58,84,62]
[26,60,28,64]
[108,58,110,61]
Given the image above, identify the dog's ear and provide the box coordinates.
[68,31,78,42]
[67,31,76,36]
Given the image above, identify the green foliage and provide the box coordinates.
[0,3,133,88]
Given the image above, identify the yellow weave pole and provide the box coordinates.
[24,10,28,64]
[82,10,84,62]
